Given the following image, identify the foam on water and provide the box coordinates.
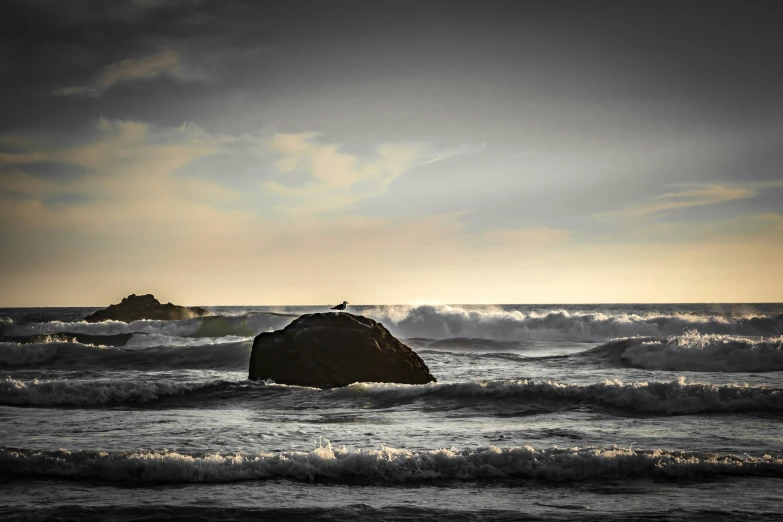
[4,307,781,344]
[3,375,781,414]
[0,339,252,369]
[591,331,783,372]
[3,313,293,339]
[2,444,781,483]
[0,377,230,405]
[2,304,782,520]
[334,378,783,414]
[124,333,251,348]
[363,305,783,341]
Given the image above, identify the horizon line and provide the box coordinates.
[1,301,782,309]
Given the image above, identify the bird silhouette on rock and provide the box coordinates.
[331,301,348,313]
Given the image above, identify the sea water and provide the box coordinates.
[1,303,782,521]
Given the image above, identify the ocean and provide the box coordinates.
[1,303,782,521]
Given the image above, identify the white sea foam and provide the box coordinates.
[363,305,782,342]
[332,378,783,414]
[3,313,292,339]
[4,318,197,337]
[596,331,783,372]
[0,334,118,366]
[0,377,228,405]
[3,375,780,412]
[0,339,252,369]
[1,444,780,482]
[124,333,251,348]
[4,307,780,343]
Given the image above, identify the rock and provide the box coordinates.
[84,294,209,323]
[248,312,436,388]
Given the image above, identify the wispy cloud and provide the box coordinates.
[55,50,191,96]
[1,126,479,220]
[597,184,753,221]
[422,142,486,165]
[261,132,474,213]
[0,119,235,235]
[2,120,783,305]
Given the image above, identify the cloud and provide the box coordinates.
[261,132,473,214]
[0,120,581,304]
[0,119,237,234]
[55,50,191,96]
[2,121,782,305]
[1,125,477,221]
[597,184,753,221]
[422,142,487,165]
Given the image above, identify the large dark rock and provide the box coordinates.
[248,313,436,388]
[84,294,209,323]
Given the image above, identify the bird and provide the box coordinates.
[331,301,348,312]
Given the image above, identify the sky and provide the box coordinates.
[0,0,782,306]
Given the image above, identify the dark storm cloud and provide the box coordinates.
[3,1,782,129]
[2,0,782,198]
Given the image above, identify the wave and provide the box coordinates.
[3,375,781,414]
[333,378,783,414]
[590,331,783,372]
[0,377,230,405]
[2,443,781,483]
[6,506,783,522]
[3,307,781,344]
[0,342,63,365]
[0,332,134,347]
[364,305,783,342]
[407,337,535,351]
[123,333,250,348]
[1,313,294,339]
[415,350,531,364]
[0,338,252,369]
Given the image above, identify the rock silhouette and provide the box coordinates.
[84,294,209,323]
[248,312,436,388]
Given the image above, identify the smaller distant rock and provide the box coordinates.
[84,294,209,323]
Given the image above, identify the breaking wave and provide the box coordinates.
[3,307,781,344]
[2,444,781,483]
[590,331,783,372]
[0,339,252,369]
[0,332,134,347]
[1,313,294,339]
[334,378,783,414]
[363,305,783,342]
[3,375,781,414]
[0,377,230,406]
[0,342,64,365]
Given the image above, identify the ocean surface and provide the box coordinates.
[2,303,783,521]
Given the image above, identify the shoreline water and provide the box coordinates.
[2,303,782,521]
